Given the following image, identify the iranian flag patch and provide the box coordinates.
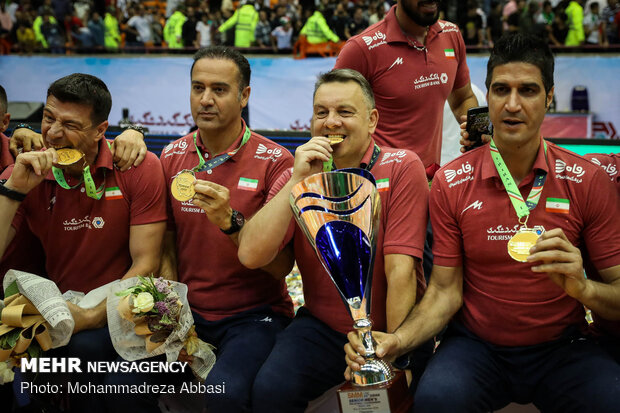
[238,177,258,191]
[444,49,455,59]
[545,197,570,214]
[105,186,123,200]
[376,178,390,192]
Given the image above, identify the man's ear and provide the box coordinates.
[0,112,10,134]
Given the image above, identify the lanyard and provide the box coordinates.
[489,138,547,224]
[324,143,381,172]
[52,141,111,200]
[191,124,251,173]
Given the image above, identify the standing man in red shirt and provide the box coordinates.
[238,69,430,413]
[345,33,620,411]
[334,0,478,177]
[0,74,167,412]
[105,46,295,413]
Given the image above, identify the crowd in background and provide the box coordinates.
[0,0,619,54]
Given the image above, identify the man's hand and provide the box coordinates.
[528,228,587,300]
[66,300,107,334]
[291,136,332,183]
[9,128,45,157]
[110,129,147,171]
[192,180,233,230]
[5,149,58,194]
[343,330,401,380]
[458,115,492,153]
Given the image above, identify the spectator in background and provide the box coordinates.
[550,10,569,45]
[584,2,605,45]
[16,20,36,54]
[462,0,484,46]
[502,0,517,31]
[196,12,213,47]
[33,8,58,49]
[271,16,292,51]
[104,6,121,50]
[564,0,585,45]
[88,11,105,48]
[301,6,339,44]
[256,8,272,48]
[127,4,154,47]
[181,6,198,48]
[602,0,620,44]
[41,12,65,53]
[52,0,72,23]
[368,1,386,25]
[487,0,503,47]
[218,0,259,48]
[164,5,187,48]
[330,3,349,39]
[345,6,368,39]
[537,1,555,26]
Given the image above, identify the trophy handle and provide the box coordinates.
[351,318,394,386]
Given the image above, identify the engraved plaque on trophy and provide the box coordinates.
[290,168,413,413]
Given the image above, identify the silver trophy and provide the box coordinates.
[290,168,394,386]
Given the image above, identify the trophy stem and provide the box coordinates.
[351,318,394,386]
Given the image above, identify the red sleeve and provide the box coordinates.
[382,153,429,259]
[263,149,294,207]
[430,175,464,267]
[453,31,471,91]
[119,152,167,226]
[334,40,370,78]
[581,167,620,270]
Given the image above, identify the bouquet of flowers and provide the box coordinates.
[116,276,183,352]
[108,276,215,380]
[0,270,74,384]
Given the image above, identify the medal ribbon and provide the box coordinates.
[489,138,547,223]
[324,143,381,172]
[191,124,252,173]
[52,141,111,200]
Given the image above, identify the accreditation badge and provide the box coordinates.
[171,170,196,202]
[507,226,544,262]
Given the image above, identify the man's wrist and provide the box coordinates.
[12,123,36,135]
[0,179,27,202]
[123,124,147,139]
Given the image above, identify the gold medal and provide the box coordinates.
[56,148,84,166]
[328,136,344,145]
[171,170,195,202]
[507,228,540,262]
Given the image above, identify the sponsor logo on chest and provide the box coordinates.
[179,199,203,214]
[255,144,283,162]
[63,215,105,231]
[380,150,406,165]
[444,161,474,187]
[589,157,618,179]
[362,31,387,50]
[438,21,460,33]
[486,224,545,241]
[554,159,585,183]
[414,73,448,90]
[162,140,189,158]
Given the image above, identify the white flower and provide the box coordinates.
[0,361,14,384]
[132,292,154,313]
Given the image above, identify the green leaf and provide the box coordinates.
[4,281,19,298]
[0,328,20,350]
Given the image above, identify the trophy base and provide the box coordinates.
[337,370,413,413]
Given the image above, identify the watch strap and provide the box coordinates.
[0,179,27,202]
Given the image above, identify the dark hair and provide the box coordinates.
[47,73,112,125]
[191,46,251,94]
[314,69,375,111]
[0,84,7,115]
[486,33,554,94]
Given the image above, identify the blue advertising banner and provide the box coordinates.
[1,55,618,139]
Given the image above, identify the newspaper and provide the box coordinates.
[106,278,215,380]
[2,270,74,350]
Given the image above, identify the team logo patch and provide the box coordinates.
[545,198,570,214]
[444,161,474,187]
[92,217,105,229]
[105,186,123,200]
[238,177,259,191]
[362,31,387,50]
[376,178,389,192]
[444,49,455,59]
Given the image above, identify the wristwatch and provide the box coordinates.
[124,123,147,137]
[0,179,27,202]
[221,209,245,235]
